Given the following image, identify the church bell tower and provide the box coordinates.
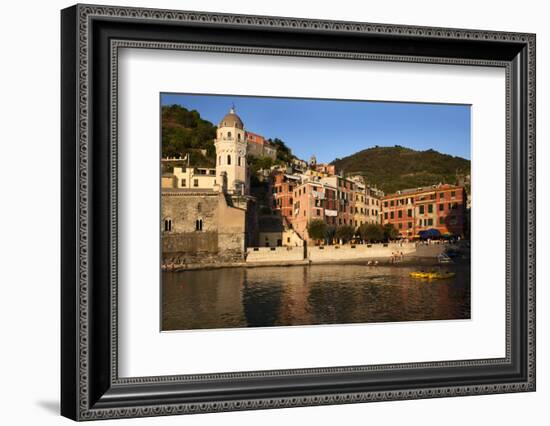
[214,107,248,195]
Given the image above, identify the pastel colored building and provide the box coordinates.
[382,184,466,238]
[245,131,277,160]
[161,166,217,190]
[315,163,336,176]
[366,186,384,224]
[320,176,356,227]
[270,171,301,224]
[292,181,338,243]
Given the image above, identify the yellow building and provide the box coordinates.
[350,176,368,228]
[161,166,217,190]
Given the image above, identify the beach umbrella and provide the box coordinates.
[418,228,442,239]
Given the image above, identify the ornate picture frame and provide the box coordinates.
[61,4,535,420]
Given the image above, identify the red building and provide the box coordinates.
[270,171,300,223]
[245,131,277,159]
[382,184,466,238]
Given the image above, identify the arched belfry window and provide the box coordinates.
[227,131,232,138]
[227,155,231,165]
[237,133,241,141]
[163,218,172,232]
[195,219,203,231]
[238,156,241,166]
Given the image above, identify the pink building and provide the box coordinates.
[292,181,338,243]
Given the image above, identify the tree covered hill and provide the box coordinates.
[331,145,470,194]
[162,104,218,167]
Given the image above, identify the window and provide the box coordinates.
[195,219,203,231]
[197,203,202,212]
[398,223,403,229]
[440,192,445,198]
[237,133,241,141]
[451,191,456,197]
[219,156,221,165]
[439,203,444,211]
[238,156,241,166]
[398,210,403,218]
[227,131,232,138]
[316,209,321,216]
[164,218,172,232]
[427,218,433,226]
[384,212,388,220]
[430,194,436,200]
[384,201,388,208]
[419,205,425,214]
[407,209,412,217]
[289,197,293,205]
[181,178,186,187]
[390,200,394,207]
[193,179,199,187]
[304,210,306,217]
[227,155,231,165]
[439,217,445,225]
[408,222,412,229]
[428,204,433,213]
[390,212,394,219]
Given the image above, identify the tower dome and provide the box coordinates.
[219,107,244,129]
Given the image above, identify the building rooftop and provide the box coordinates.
[385,183,462,198]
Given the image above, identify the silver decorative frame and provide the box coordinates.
[61,4,536,421]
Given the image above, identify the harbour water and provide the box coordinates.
[162,263,470,331]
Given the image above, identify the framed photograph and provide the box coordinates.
[61,4,536,421]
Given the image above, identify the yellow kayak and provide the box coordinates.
[409,271,456,280]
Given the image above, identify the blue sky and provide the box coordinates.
[161,93,471,162]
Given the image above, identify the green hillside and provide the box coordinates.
[162,104,217,167]
[331,145,470,194]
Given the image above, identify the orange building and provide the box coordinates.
[382,184,466,238]
[270,171,301,223]
[315,163,336,176]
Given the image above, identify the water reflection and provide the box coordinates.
[162,264,470,331]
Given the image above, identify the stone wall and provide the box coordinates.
[307,243,416,262]
[161,190,247,263]
[246,246,305,263]
[162,231,218,254]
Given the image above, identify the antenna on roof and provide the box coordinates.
[230,102,236,113]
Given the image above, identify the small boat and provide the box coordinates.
[437,253,453,264]
[409,271,456,280]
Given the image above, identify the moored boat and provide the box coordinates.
[409,271,456,280]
